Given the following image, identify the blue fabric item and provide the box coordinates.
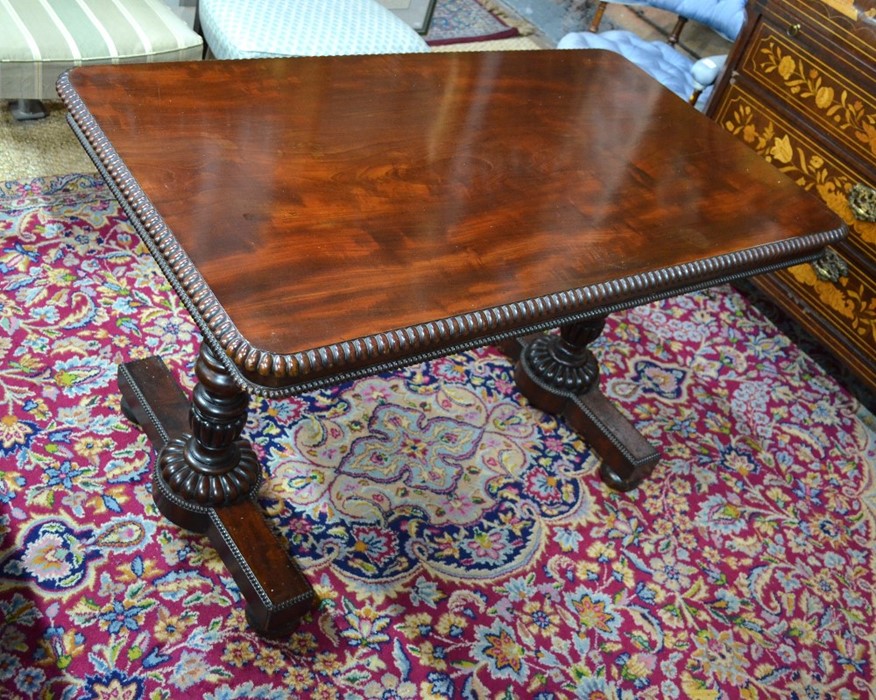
[200,0,430,60]
[598,0,746,41]
[557,32,715,109]
[557,0,746,111]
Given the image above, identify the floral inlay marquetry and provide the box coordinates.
[752,38,876,160]
[707,0,876,389]
[781,263,876,343]
[816,0,859,20]
[719,100,875,245]
[718,98,876,341]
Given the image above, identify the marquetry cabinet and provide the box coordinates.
[707,0,876,392]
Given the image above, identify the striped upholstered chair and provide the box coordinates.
[0,0,203,120]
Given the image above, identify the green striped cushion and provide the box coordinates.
[0,0,203,101]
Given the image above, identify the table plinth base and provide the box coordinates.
[502,332,660,492]
[117,328,658,635]
[118,357,316,638]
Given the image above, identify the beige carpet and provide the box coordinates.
[1,102,96,181]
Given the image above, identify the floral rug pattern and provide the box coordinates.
[0,175,874,698]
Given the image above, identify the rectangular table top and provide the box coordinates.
[58,50,845,393]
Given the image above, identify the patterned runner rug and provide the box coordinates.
[425,0,524,45]
[1,175,874,698]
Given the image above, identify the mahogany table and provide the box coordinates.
[57,50,845,637]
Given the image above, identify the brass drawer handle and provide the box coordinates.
[848,183,876,222]
[787,23,802,37]
[811,249,849,283]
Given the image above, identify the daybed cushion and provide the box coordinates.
[0,0,203,101]
[199,0,430,60]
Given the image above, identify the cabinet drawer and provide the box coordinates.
[762,0,876,66]
[752,260,876,389]
[713,84,876,386]
[735,14,876,168]
[708,0,876,392]
[712,84,875,261]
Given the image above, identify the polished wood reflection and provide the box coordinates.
[63,51,841,362]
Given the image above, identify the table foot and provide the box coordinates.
[504,321,660,491]
[117,353,316,637]
[563,387,660,492]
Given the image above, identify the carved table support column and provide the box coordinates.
[504,317,660,491]
[155,344,261,521]
[118,345,315,637]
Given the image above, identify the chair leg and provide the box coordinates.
[667,16,688,46]
[588,1,608,31]
[9,99,47,121]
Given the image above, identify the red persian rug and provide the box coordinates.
[1,175,874,698]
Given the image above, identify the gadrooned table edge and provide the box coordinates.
[57,72,849,399]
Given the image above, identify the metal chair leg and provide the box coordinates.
[9,99,48,121]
